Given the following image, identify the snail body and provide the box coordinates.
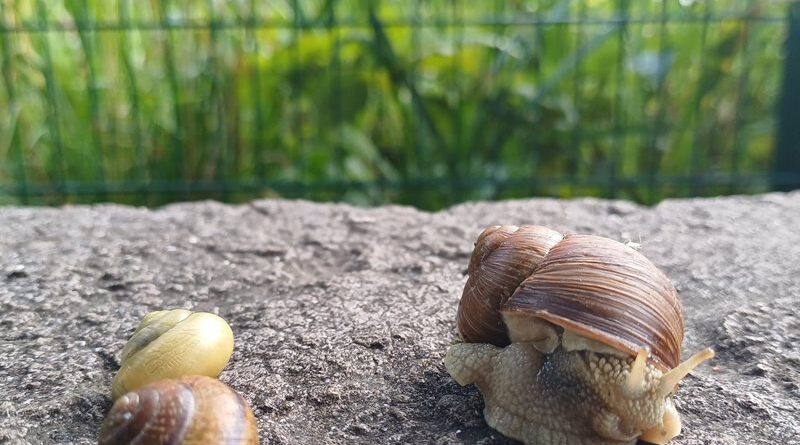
[444,225,714,445]
[99,376,259,445]
[112,309,234,400]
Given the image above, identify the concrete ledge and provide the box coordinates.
[1,192,798,444]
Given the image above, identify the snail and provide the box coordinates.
[99,375,259,445]
[112,309,234,400]
[444,225,714,445]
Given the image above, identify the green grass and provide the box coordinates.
[0,0,789,209]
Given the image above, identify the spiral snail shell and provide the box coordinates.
[444,225,714,445]
[99,376,259,445]
[112,309,234,400]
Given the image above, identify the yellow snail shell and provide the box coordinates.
[99,376,258,445]
[111,309,234,400]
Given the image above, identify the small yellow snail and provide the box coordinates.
[99,376,259,445]
[444,225,714,445]
[112,309,234,400]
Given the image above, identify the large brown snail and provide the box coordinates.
[444,225,714,445]
[99,376,259,445]
[112,309,234,400]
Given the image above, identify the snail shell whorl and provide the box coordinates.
[457,225,564,346]
[112,310,234,400]
[99,376,259,445]
[457,225,684,370]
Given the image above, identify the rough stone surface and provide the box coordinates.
[1,193,798,445]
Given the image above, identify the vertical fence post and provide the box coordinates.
[773,2,800,191]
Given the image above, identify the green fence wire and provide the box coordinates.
[0,0,796,210]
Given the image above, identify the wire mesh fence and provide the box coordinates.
[0,0,796,210]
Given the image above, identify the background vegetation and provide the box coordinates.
[0,0,790,209]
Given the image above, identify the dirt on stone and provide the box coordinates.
[1,193,799,444]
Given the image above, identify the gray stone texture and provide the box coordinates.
[1,192,798,445]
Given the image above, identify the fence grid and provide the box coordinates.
[0,0,795,209]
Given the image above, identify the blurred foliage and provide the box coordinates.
[0,0,790,209]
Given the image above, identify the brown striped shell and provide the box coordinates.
[456,225,684,371]
[99,376,259,445]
